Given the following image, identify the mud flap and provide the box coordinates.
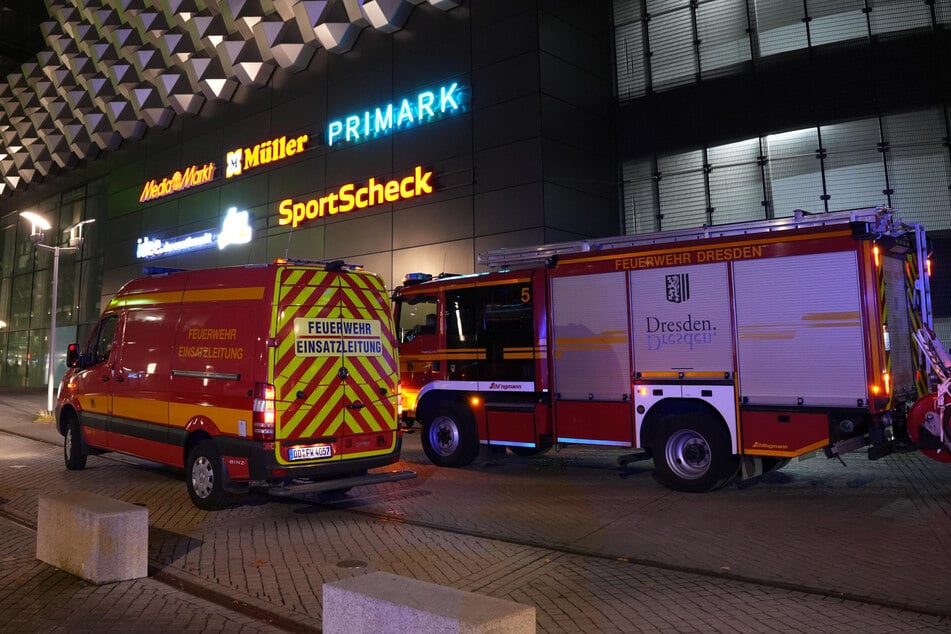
[740,456,764,481]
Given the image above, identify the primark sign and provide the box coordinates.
[327,82,467,147]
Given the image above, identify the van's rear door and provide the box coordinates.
[335,271,400,461]
[272,267,398,467]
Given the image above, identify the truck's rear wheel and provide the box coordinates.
[422,403,478,467]
[186,440,233,510]
[653,415,738,492]
[64,415,88,470]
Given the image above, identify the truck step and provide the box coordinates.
[268,470,417,497]
[617,450,652,467]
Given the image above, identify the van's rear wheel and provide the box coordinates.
[64,415,87,470]
[186,440,233,510]
[422,403,478,467]
[653,414,738,492]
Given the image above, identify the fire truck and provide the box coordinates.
[393,207,943,492]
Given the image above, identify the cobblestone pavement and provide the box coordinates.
[0,388,948,632]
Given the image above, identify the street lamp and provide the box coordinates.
[20,212,95,414]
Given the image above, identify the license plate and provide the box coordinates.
[288,444,333,460]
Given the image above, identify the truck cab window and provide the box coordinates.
[91,315,119,363]
[445,290,478,349]
[398,298,438,343]
[480,282,534,381]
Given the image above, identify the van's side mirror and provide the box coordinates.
[66,343,80,368]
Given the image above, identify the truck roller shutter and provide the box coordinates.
[733,251,868,407]
[551,272,630,401]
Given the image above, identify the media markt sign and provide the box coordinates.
[139,162,216,202]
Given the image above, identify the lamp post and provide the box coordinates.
[20,212,95,415]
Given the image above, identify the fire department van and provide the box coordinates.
[56,260,414,509]
[394,207,940,492]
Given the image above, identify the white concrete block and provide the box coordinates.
[323,571,535,633]
[36,491,148,584]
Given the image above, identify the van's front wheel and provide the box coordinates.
[422,403,478,467]
[64,415,87,470]
[186,440,233,510]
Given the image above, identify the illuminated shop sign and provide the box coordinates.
[226,134,309,178]
[139,162,216,203]
[279,165,434,229]
[327,82,466,147]
[136,207,253,259]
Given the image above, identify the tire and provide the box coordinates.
[508,446,551,457]
[421,403,479,467]
[653,414,739,492]
[64,415,88,471]
[186,440,233,510]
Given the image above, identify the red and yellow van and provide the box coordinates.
[56,261,413,509]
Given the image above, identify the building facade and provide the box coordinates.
[614,0,951,343]
[0,1,616,388]
[0,0,947,391]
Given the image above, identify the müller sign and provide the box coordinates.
[278,165,434,229]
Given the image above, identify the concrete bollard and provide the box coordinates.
[323,571,536,633]
[36,491,148,584]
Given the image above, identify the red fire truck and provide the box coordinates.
[393,207,940,491]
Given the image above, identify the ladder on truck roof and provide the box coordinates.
[478,206,913,269]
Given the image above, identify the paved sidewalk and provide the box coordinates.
[0,388,948,632]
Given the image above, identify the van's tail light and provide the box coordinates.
[397,381,403,417]
[253,382,276,440]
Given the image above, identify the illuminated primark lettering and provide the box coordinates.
[278,166,434,229]
[226,134,309,178]
[139,162,216,202]
[136,207,254,259]
[327,82,465,147]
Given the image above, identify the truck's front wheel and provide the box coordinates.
[186,440,233,510]
[653,415,738,492]
[422,403,478,467]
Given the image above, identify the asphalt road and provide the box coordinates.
[0,388,949,632]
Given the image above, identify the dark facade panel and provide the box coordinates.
[474,137,544,194]
[393,195,473,250]
[539,5,612,80]
[472,52,540,109]
[474,182,544,236]
[473,94,542,151]
[472,8,540,69]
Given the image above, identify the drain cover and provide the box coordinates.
[336,559,367,569]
